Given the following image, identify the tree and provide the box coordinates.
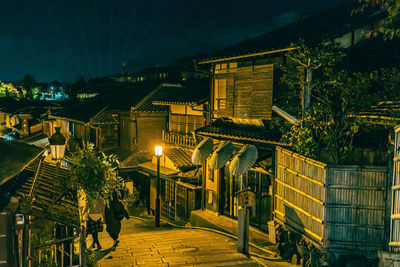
[283,40,345,119]
[280,41,376,163]
[20,74,39,100]
[70,142,127,204]
[357,0,400,39]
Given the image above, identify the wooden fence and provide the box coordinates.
[390,126,400,251]
[275,147,388,253]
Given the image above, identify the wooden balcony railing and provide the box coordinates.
[162,130,196,148]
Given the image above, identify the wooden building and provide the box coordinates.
[137,80,209,222]
[48,81,161,152]
[193,2,390,248]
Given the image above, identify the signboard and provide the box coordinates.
[236,188,255,207]
[15,214,24,226]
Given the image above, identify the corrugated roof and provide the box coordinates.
[199,4,382,63]
[195,119,284,146]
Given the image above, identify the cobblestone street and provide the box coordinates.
[90,216,293,267]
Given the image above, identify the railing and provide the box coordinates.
[158,177,202,222]
[162,130,196,148]
[32,234,79,267]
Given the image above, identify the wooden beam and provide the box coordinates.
[276,162,325,187]
[275,179,324,205]
[198,47,297,64]
[275,194,324,224]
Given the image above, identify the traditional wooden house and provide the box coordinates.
[0,98,50,139]
[47,81,160,152]
[137,80,209,221]
[192,2,390,253]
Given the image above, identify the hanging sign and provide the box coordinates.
[236,188,255,207]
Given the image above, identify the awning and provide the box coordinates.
[208,141,233,170]
[138,161,180,177]
[229,145,258,176]
[192,137,213,165]
[164,147,195,171]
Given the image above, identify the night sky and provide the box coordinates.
[0,0,341,82]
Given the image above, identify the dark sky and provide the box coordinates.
[0,0,341,82]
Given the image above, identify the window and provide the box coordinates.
[170,114,204,134]
[214,78,226,110]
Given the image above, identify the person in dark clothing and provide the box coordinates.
[105,196,129,248]
[84,198,105,251]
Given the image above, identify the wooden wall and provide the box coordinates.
[275,147,326,245]
[275,147,388,254]
[390,126,400,251]
[120,112,136,151]
[213,63,273,120]
[136,112,167,152]
[325,165,387,253]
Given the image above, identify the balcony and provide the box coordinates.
[162,130,196,148]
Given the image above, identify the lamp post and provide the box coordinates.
[49,127,80,267]
[155,145,163,227]
[48,127,66,161]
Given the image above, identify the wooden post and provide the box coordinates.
[69,243,73,267]
[237,206,249,255]
[201,163,206,210]
[61,243,64,267]
[79,226,86,267]
[231,174,235,219]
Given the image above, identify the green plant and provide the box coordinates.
[70,142,131,205]
[279,40,375,163]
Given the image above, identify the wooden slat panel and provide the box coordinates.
[326,165,387,252]
[275,146,387,253]
[275,148,326,245]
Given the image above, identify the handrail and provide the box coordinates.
[32,234,79,249]
[162,130,196,148]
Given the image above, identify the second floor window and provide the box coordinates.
[170,114,203,134]
[214,78,226,110]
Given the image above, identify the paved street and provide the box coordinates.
[89,215,294,267]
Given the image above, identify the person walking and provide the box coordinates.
[84,198,105,251]
[105,194,129,248]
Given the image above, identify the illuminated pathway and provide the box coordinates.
[94,217,261,266]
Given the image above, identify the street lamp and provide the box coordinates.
[48,127,66,160]
[155,145,163,227]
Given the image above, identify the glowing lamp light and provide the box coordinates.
[48,127,66,160]
[155,145,163,157]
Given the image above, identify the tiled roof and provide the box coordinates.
[1,159,79,225]
[199,4,382,63]
[0,98,52,117]
[152,80,209,105]
[165,147,195,171]
[135,83,182,112]
[119,151,151,169]
[357,101,400,125]
[91,109,119,124]
[20,133,50,148]
[0,139,42,184]
[51,81,160,122]
[195,119,284,146]
[138,161,180,177]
